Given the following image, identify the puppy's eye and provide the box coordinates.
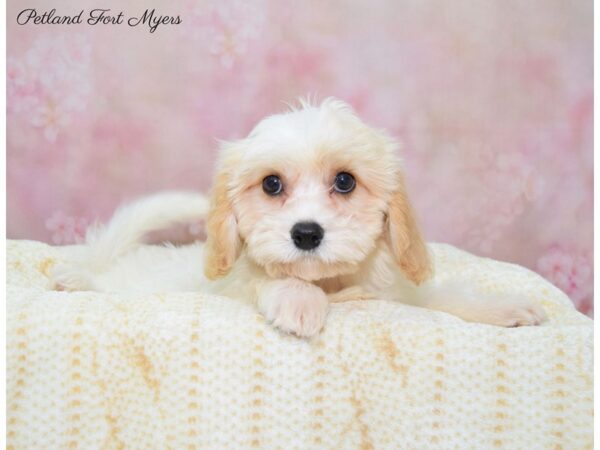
[333,172,356,194]
[262,175,283,195]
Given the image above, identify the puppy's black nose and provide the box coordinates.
[291,222,324,250]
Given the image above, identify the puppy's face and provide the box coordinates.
[204,98,431,284]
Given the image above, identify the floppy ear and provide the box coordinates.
[386,175,432,284]
[203,168,241,280]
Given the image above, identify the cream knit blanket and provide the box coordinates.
[7,240,593,449]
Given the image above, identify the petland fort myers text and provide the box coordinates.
[16,8,181,33]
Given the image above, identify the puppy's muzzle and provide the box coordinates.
[291,222,324,250]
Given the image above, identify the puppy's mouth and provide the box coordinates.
[263,256,359,281]
[245,219,377,281]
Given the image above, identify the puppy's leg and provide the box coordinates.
[327,285,377,303]
[417,281,547,327]
[257,278,329,337]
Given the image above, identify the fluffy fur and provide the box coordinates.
[52,98,546,337]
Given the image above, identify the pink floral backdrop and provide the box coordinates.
[7,0,593,315]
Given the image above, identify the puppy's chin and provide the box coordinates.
[262,258,359,281]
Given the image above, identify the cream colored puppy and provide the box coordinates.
[52,98,546,337]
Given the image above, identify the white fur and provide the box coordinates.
[257,278,329,337]
[52,191,208,292]
[51,98,546,337]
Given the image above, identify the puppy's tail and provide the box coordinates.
[52,191,209,290]
[84,191,209,268]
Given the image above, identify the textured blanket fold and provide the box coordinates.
[7,240,592,449]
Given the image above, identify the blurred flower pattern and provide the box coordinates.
[7,0,592,315]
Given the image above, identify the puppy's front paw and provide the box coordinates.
[258,279,329,337]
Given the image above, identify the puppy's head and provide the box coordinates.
[204,98,431,283]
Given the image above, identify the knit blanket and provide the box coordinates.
[7,239,593,449]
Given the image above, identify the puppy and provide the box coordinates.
[52,98,546,337]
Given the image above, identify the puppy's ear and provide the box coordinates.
[386,175,432,284]
[204,168,241,280]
